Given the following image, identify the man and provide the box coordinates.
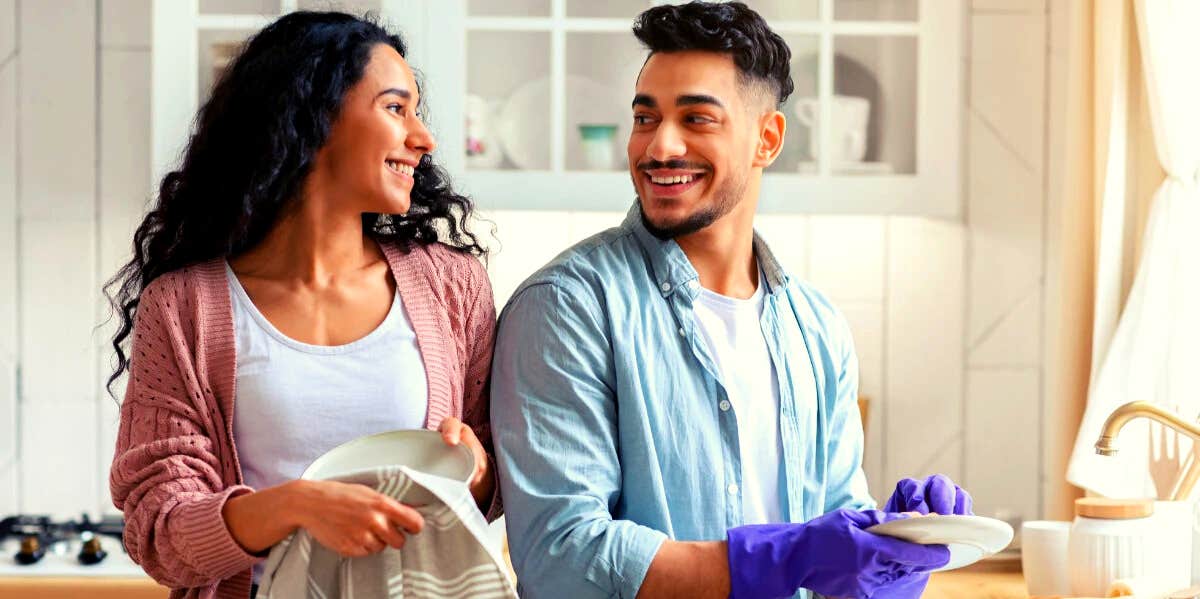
[490,3,972,598]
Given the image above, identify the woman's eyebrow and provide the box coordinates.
[376,87,411,99]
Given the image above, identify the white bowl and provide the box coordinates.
[300,429,475,484]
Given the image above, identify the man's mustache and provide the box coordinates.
[636,159,712,172]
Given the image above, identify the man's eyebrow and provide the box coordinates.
[676,94,724,108]
[632,94,656,109]
[376,88,411,99]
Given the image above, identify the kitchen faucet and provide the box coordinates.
[1095,401,1200,500]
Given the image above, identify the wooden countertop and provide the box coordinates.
[925,570,1027,598]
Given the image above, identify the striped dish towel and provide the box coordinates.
[257,466,517,598]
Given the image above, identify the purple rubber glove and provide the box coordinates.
[884,474,974,515]
[726,508,950,599]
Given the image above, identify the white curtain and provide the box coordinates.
[1067,0,1200,499]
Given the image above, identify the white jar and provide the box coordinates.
[1068,498,1155,596]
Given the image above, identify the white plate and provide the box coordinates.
[866,515,1014,572]
[495,75,630,171]
[300,429,475,484]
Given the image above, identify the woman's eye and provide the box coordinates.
[387,104,403,114]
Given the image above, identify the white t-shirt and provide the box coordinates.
[226,262,429,493]
[692,267,785,525]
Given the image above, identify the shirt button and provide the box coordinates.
[687,280,699,290]
[660,282,672,292]
[728,483,739,495]
[678,327,686,337]
[719,400,731,412]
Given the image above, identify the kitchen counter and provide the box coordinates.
[925,570,1027,598]
[0,571,1023,598]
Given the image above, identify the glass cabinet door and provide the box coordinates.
[458,0,926,184]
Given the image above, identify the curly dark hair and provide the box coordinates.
[632,1,794,107]
[103,11,486,397]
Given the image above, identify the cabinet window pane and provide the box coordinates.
[564,33,645,171]
[198,29,254,104]
[199,0,280,15]
[297,0,381,14]
[567,0,649,19]
[770,35,819,174]
[468,0,551,18]
[834,0,918,21]
[833,35,917,175]
[467,31,551,170]
[741,0,820,22]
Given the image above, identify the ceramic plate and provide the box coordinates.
[495,75,630,171]
[300,429,475,484]
[866,515,1014,572]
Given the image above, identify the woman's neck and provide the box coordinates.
[230,193,381,286]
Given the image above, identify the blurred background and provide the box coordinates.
[1,0,1197,594]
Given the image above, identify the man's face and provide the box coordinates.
[628,51,770,239]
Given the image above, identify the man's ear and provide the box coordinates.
[753,110,786,168]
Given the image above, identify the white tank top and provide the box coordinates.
[225,262,429,495]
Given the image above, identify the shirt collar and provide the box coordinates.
[622,203,792,298]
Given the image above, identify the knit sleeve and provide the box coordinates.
[109,278,260,588]
[460,256,502,521]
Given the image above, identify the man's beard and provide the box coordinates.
[638,170,747,240]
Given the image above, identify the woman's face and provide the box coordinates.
[313,44,435,216]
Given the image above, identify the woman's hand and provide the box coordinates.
[292,479,424,558]
[438,417,493,507]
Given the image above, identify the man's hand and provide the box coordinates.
[884,474,973,515]
[726,509,950,599]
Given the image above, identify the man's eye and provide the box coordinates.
[634,115,652,125]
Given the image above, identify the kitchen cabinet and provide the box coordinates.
[151,0,964,216]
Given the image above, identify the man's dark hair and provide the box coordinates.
[632,1,794,108]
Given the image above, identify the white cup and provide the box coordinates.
[1022,520,1071,596]
[792,95,870,163]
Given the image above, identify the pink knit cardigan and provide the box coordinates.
[110,241,500,599]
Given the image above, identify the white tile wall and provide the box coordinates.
[970,290,1041,367]
[965,368,1041,520]
[970,13,1046,173]
[807,216,886,303]
[754,214,809,279]
[0,460,15,516]
[99,49,152,217]
[18,220,98,408]
[19,399,100,517]
[17,0,96,219]
[100,0,151,48]
[0,357,16,478]
[967,112,1044,344]
[481,210,573,307]
[972,0,1044,15]
[884,217,966,485]
[0,44,16,363]
[0,0,16,518]
[0,0,14,61]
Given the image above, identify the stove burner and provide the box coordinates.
[0,514,125,566]
[78,533,107,565]
[15,535,44,565]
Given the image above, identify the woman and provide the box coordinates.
[105,12,499,599]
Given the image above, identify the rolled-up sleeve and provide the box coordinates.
[491,281,667,599]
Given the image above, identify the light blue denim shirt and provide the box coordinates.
[491,206,875,599]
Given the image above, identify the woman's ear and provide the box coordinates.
[753,110,786,168]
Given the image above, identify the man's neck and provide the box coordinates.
[675,195,759,300]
